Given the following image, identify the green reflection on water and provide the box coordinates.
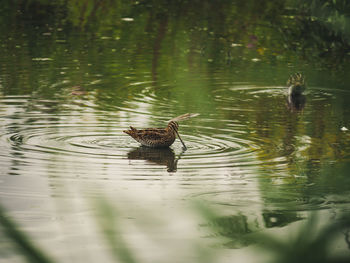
[0,1,349,192]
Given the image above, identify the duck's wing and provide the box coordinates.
[124,127,167,140]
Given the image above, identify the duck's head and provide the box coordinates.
[287,73,306,96]
[167,121,179,132]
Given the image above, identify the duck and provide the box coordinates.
[287,73,306,97]
[123,113,199,149]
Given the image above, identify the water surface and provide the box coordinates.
[1,2,350,262]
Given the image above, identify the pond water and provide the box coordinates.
[1,2,350,263]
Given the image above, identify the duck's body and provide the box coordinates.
[124,113,199,149]
[287,73,306,97]
[123,121,181,148]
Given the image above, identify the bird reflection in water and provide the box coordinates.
[287,93,306,112]
[127,146,185,172]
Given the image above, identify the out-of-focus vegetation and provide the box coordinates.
[0,204,55,263]
[1,199,350,263]
[198,202,350,263]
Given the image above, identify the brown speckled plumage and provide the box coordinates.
[124,113,199,149]
[124,121,183,148]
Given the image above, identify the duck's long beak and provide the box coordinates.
[175,130,187,150]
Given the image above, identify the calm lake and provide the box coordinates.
[1,1,350,262]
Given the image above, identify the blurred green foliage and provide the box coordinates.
[2,199,350,263]
[94,198,137,263]
[0,204,55,263]
[252,212,350,263]
[197,201,350,263]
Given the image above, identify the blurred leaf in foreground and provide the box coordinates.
[195,201,350,263]
[0,204,55,263]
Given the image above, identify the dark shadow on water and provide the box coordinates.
[262,210,303,228]
[200,210,303,248]
[127,146,185,172]
[287,94,306,112]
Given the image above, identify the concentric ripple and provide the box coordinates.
[0,84,301,181]
[170,132,261,170]
[1,82,349,182]
[1,76,350,218]
[1,127,263,188]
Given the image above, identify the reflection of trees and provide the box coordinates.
[254,93,305,173]
[2,0,350,102]
[285,0,350,63]
[254,87,350,229]
[151,14,168,81]
[345,230,350,249]
[2,0,350,80]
